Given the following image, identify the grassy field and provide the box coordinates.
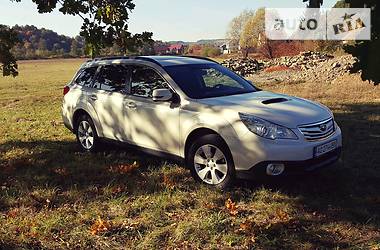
[0,59,379,249]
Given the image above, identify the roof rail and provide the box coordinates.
[89,55,162,66]
[92,56,136,61]
[180,55,219,64]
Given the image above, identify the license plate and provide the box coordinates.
[314,140,337,158]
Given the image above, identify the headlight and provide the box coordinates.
[239,113,298,140]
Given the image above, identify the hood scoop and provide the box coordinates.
[262,98,289,105]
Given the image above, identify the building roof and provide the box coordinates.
[168,44,184,50]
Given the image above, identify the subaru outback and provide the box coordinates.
[62,56,342,188]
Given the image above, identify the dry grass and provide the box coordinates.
[0,59,379,249]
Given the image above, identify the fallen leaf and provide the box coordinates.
[111,186,123,195]
[7,208,19,218]
[275,208,290,222]
[204,202,217,210]
[53,167,68,176]
[225,198,239,216]
[90,216,112,235]
[163,174,175,189]
[108,162,139,175]
[239,220,253,232]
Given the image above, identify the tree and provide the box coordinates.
[303,0,379,84]
[36,38,48,57]
[201,45,221,57]
[226,10,255,52]
[333,0,349,8]
[70,39,79,57]
[303,0,323,8]
[1,0,153,76]
[239,8,274,58]
[0,25,19,77]
[343,0,380,85]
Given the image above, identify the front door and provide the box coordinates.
[126,64,180,155]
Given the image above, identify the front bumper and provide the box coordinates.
[227,124,342,172]
[236,147,342,180]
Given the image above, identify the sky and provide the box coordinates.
[0,0,338,42]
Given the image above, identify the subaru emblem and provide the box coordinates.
[320,124,327,131]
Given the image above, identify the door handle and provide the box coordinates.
[90,95,98,101]
[126,102,137,109]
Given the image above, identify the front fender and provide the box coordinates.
[180,109,239,157]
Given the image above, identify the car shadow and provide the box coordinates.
[0,102,379,247]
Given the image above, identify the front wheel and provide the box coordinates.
[75,114,99,152]
[187,134,235,189]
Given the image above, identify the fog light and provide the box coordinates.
[266,163,285,176]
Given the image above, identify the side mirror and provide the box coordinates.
[152,89,173,102]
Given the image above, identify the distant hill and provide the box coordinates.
[166,39,228,46]
[166,41,190,45]
[11,25,85,59]
[8,24,228,59]
[195,39,228,46]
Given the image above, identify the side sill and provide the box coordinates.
[100,138,185,164]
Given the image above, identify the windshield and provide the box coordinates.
[164,64,258,99]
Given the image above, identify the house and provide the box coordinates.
[167,44,185,55]
[153,43,170,55]
[220,41,240,54]
[220,44,229,54]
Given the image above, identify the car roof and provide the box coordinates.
[83,55,217,68]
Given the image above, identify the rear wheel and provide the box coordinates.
[75,114,99,152]
[187,134,235,189]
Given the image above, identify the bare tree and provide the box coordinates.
[226,10,255,53]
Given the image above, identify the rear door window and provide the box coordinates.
[93,65,129,92]
[75,67,98,87]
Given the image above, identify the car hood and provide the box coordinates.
[196,91,332,128]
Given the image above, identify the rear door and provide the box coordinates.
[70,66,99,103]
[89,64,131,141]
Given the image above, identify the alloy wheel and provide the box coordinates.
[77,120,94,150]
[194,144,228,185]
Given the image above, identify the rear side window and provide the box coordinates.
[130,65,169,98]
[93,65,129,92]
[75,67,98,87]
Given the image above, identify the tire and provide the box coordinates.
[187,134,235,189]
[75,114,100,152]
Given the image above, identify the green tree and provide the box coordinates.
[303,0,323,8]
[1,0,153,76]
[344,0,380,85]
[70,39,79,57]
[0,25,19,77]
[304,0,379,84]
[333,0,349,8]
[201,45,221,57]
[36,38,48,57]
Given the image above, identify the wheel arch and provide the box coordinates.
[72,109,100,136]
[184,127,233,164]
[73,109,89,131]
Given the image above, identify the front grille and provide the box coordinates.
[298,118,335,141]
